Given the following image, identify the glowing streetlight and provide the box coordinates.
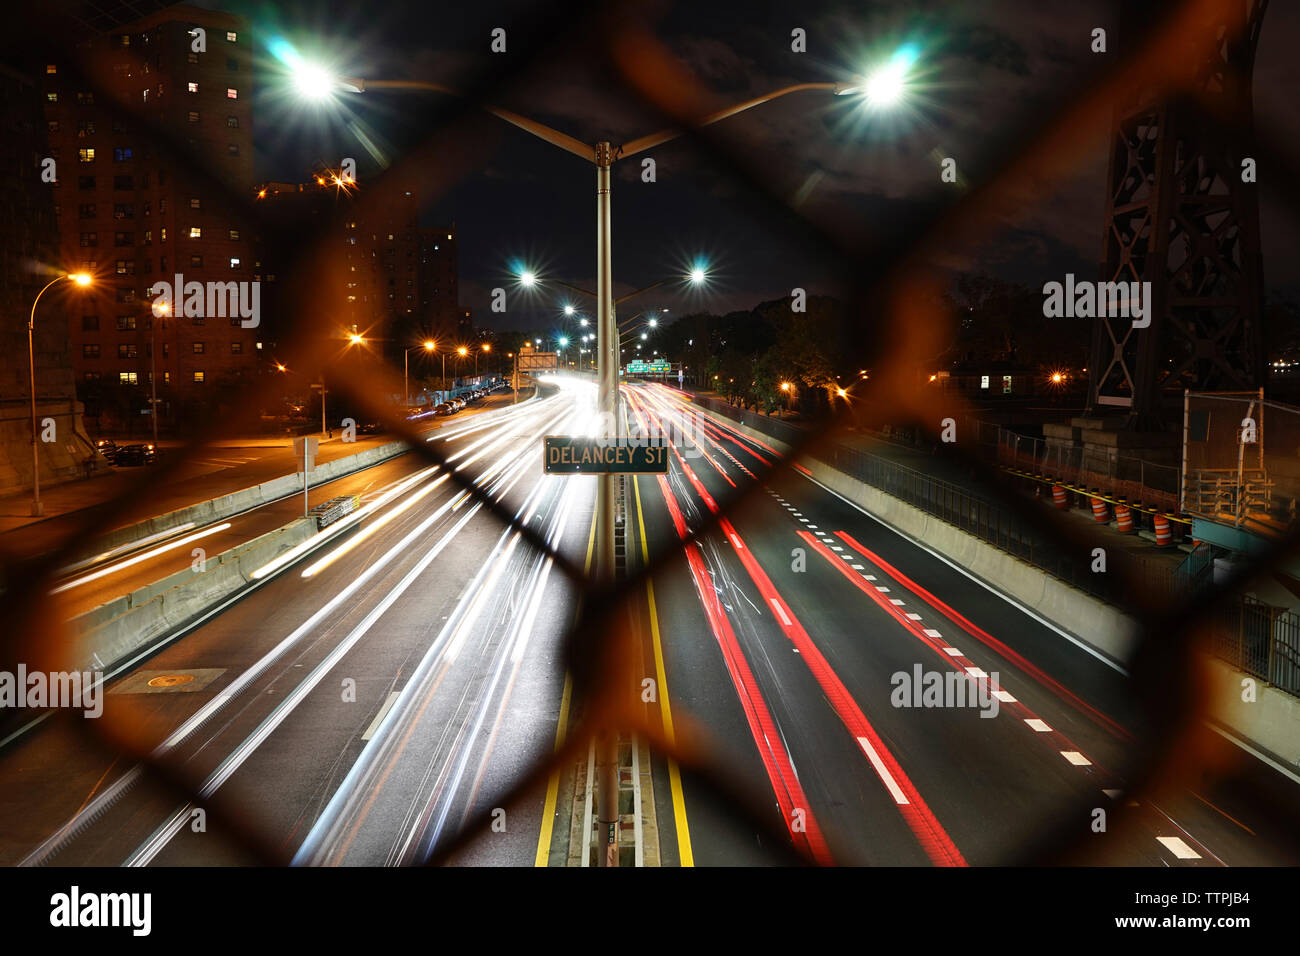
[292,62,337,101]
[28,272,93,515]
[564,304,575,315]
[348,332,364,345]
[689,267,706,284]
[519,270,537,288]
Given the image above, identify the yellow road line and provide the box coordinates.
[533,506,597,867]
[634,475,694,866]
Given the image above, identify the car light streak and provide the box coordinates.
[50,523,233,594]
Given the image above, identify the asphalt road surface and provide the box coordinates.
[1,376,1296,867]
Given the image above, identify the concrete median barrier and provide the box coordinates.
[69,518,317,674]
[70,439,408,568]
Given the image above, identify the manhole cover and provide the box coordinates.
[110,669,224,695]
[147,674,195,688]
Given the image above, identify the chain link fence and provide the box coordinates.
[5,0,1300,869]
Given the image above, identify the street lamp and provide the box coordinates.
[304,57,895,871]
[28,272,91,515]
[149,297,170,445]
[404,339,435,407]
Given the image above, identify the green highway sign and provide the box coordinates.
[624,358,672,375]
[543,436,670,474]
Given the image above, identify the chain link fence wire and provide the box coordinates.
[5,0,1300,867]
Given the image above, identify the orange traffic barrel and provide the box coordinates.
[1114,502,1134,533]
[1052,484,1067,509]
[1090,493,1109,523]
[1154,513,1173,547]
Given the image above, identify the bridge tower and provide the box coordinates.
[1088,0,1269,429]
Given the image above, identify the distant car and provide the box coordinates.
[114,442,156,466]
[434,402,455,416]
[95,438,118,462]
[356,421,382,435]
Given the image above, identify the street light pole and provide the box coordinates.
[28,274,90,516]
[315,67,878,871]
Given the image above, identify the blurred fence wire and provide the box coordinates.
[8,0,1300,868]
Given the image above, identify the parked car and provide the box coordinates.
[434,402,455,416]
[356,421,383,436]
[94,438,118,463]
[114,442,156,466]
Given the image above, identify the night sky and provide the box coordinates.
[197,0,1300,331]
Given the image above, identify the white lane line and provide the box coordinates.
[807,525,818,530]
[1156,836,1202,860]
[993,690,1017,703]
[1061,751,1092,766]
[856,737,909,805]
[798,518,810,523]
[729,533,744,550]
[1024,718,1052,732]
[925,629,944,638]
[361,692,401,740]
[905,612,922,621]
[864,575,877,581]
[876,586,889,592]
[850,564,865,570]
[799,472,1130,676]
[890,598,905,605]
[769,598,793,627]
[943,647,963,656]
[965,666,988,678]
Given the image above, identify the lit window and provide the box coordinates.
[226,31,237,42]
[230,342,242,354]
[82,344,100,358]
[189,227,201,239]
[193,370,205,383]
[45,64,56,74]
[229,257,241,269]
[228,229,240,241]
[187,110,199,123]
[187,82,198,93]
[78,148,95,163]
[226,88,237,99]
[117,344,137,358]
[189,197,201,209]
[119,371,139,385]
[193,342,204,354]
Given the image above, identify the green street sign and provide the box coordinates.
[543,436,670,474]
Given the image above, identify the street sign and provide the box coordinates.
[543,436,669,474]
[293,436,319,469]
[624,358,671,375]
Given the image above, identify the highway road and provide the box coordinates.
[44,390,519,620]
[621,382,1299,866]
[1,375,1296,867]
